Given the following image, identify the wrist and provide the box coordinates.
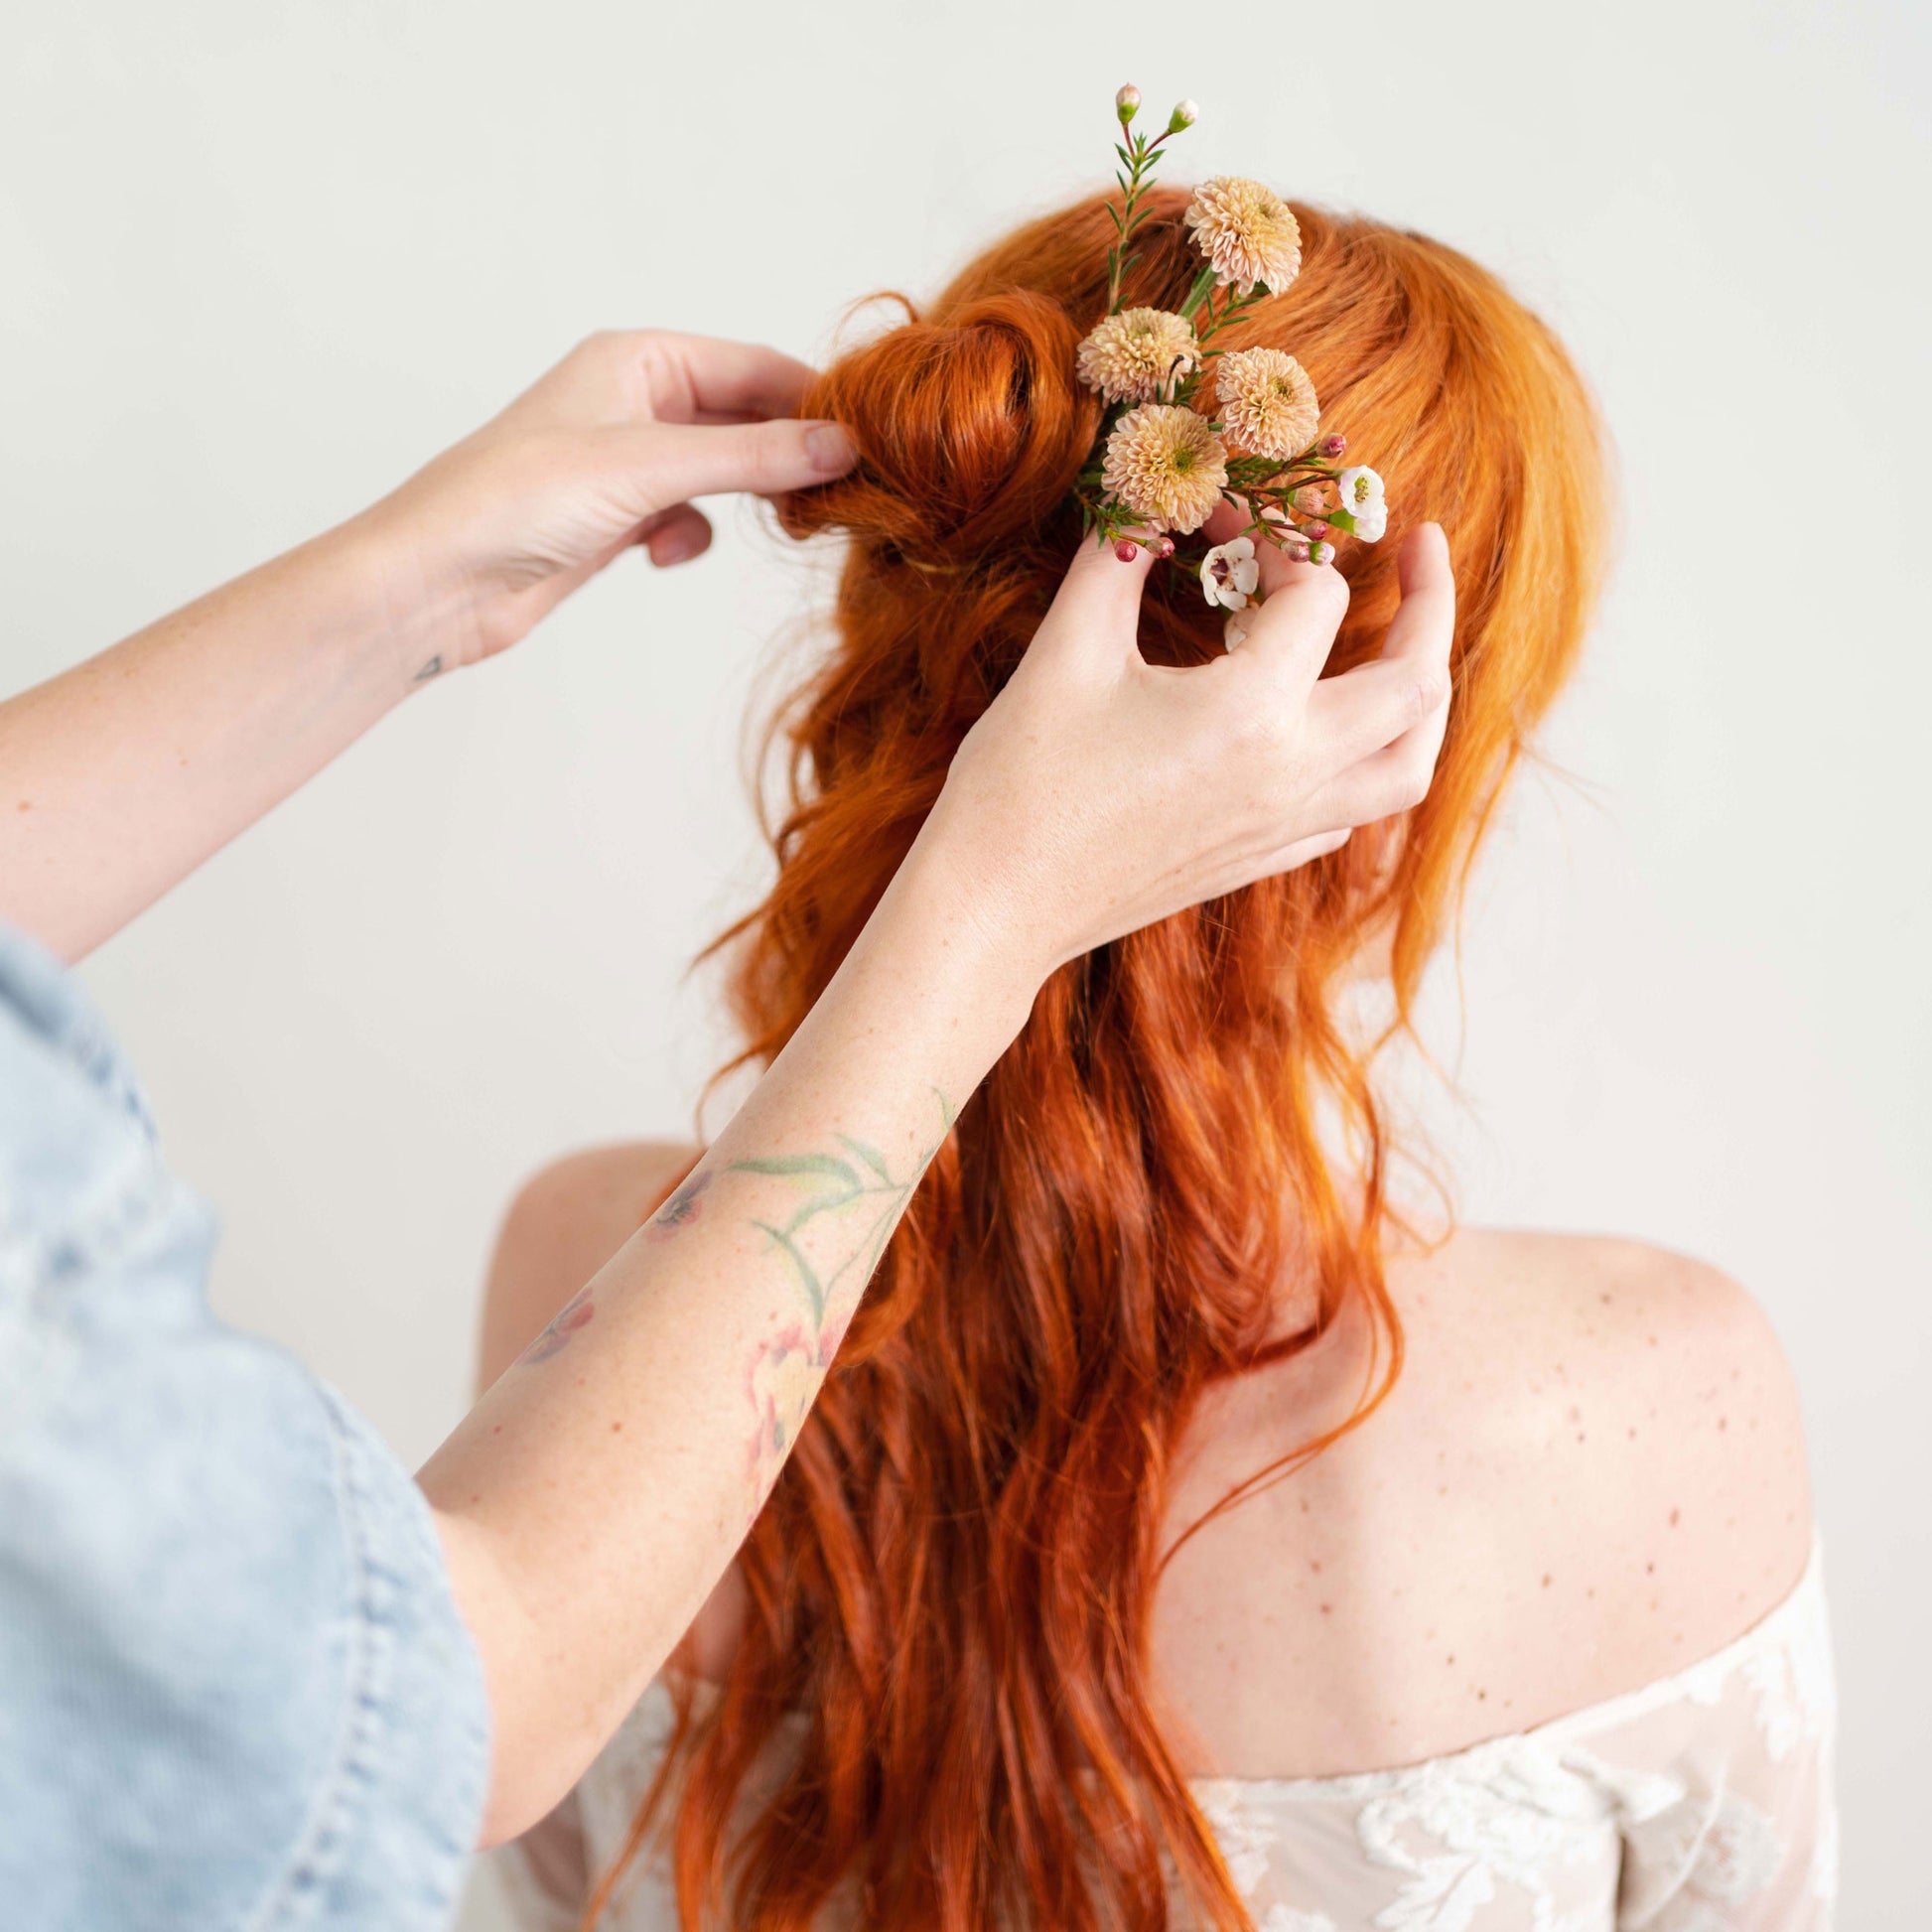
[321,499,477,691]
[878,825,1050,1058]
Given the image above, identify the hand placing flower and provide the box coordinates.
[1200,536,1260,610]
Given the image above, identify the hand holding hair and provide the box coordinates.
[917,519,1453,980]
[0,332,856,964]
[369,330,859,664]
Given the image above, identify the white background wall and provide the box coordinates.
[2,3,1925,1923]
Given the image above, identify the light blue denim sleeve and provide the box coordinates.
[0,922,489,1932]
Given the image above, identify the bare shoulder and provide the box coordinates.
[476,1140,702,1392]
[1391,1224,1814,1670]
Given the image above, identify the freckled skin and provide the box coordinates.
[1149,1224,1813,1777]
[482,1154,1815,1781]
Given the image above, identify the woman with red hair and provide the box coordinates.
[486,190,1834,1930]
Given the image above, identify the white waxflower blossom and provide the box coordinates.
[1348,501,1387,542]
[1222,607,1254,652]
[1200,535,1260,610]
[1336,465,1385,514]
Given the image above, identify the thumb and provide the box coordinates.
[619,417,857,510]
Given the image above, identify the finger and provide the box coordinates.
[1200,497,1249,547]
[1299,686,1451,830]
[620,417,856,508]
[1374,522,1455,674]
[640,502,714,568]
[1035,529,1162,666]
[647,334,821,424]
[1294,519,1455,765]
[1304,650,1452,770]
[1231,558,1350,701]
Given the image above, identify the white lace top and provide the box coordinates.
[495,1540,1836,1931]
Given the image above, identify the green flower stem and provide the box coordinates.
[1106,124,1182,313]
[1177,265,1220,322]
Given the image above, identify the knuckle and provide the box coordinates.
[1230,692,1291,762]
[1306,567,1351,621]
[1411,663,1451,719]
[574,328,623,362]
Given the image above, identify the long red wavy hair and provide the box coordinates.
[588,186,1607,1929]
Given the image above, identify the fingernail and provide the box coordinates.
[804,422,854,474]
[654,529,703,566]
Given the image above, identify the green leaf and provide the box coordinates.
[751,1219,827,1324]
[780,1187,863,1237]
[731,1153,861,1187]
[836,1134,895,1182]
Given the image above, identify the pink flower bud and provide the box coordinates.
[1309,538,1335,566]
[1155,535,1175,558]
[1320,434,1347,460]
[1116,84,1141,123]
[1115,539,1142,562]
[1168,98,1199,133]
[1305,520,1330,542]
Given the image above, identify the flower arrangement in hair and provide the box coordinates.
[1075,85,1389,648]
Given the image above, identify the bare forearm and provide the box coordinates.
[419,838,1035,1842]
[0,517,437,963]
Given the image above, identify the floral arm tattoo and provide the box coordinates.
[513,1094,955,1512]
[731,1092,954,1504]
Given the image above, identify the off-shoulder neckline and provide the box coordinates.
[623,1533,1825,1796]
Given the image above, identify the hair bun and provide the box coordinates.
[779,291,1099,562]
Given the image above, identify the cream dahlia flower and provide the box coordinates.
[1076,308,1199,405]
[1215,346,1319,460]
[1184,177,1303,296]
[1101,403,1227,534]
[1200,536,1260,611]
